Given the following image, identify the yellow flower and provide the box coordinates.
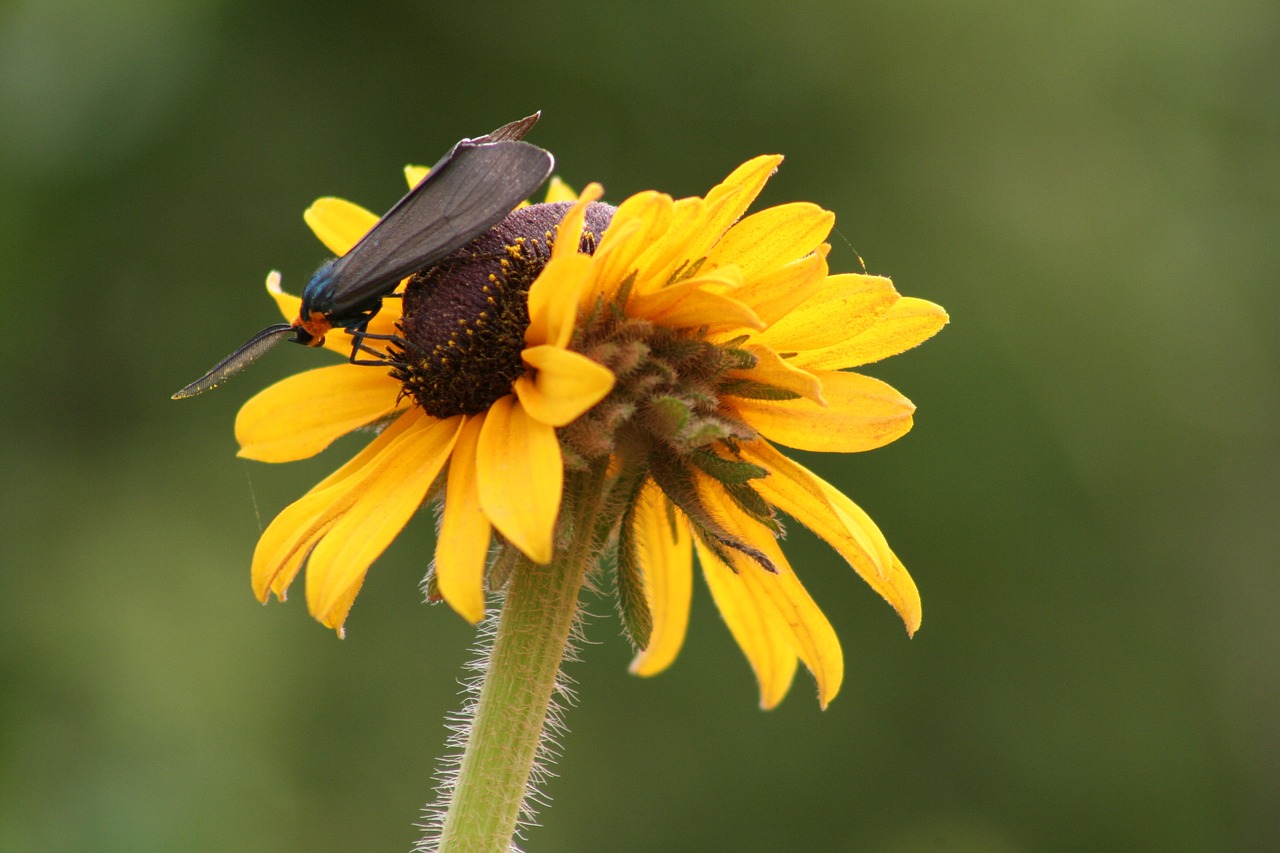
[238,157,947,708]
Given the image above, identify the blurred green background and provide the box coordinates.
[2,1,1276,851]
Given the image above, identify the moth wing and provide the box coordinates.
[320,139,555,305]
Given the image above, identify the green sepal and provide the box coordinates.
[646,395,692,435]
[667,256,707,285]
[613,270,639,310]
[718,379,803,401]
[615,484,655,650]
[649,453,777,574]
[722,479,783,536]
[690,448,768,484]
[485,539,524,593]
[718,347,758,371]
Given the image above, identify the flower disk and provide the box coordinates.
[392,202,615,418]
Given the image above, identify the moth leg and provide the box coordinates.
[346,319,408,368]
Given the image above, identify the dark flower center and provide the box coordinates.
[390,201,615,418]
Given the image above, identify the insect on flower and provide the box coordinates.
[172,114,556,399]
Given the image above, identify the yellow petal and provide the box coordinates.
[732,370,915,452]
[251,409,425,602]
[584,217,640,305]
[706,202,834,279]
[404,164,429,188]
[739,438,892,575]
[739,440,921,635]
[476,395,563,564]
[524,185,602,347]
[628,267,765,332]
[730,344,826,405]
[735,552,843,709]
[696,536,798,710]
[236,364,404,462]
[514,346,615,427]
[526,253,593,348]
[698,475,844,707]
[434,414,491,623]
[885,553,923,637]
[790,297,951,371]
[629,483,694,677]
[550,183,603,261]
[754,273,898,353]
[630,196,706,288]
[303,197,379,256]
[653,290,763,332]
[543,176,577,202]
[627,265,743,316]
[265,271,299,322]
[590,191,673,300]
[305,411,463,631]
[684,155,784,260]
[725,249,828,329]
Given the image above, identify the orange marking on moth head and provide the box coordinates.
[292,312,333,347]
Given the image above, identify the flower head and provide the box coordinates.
[237,156,946,706]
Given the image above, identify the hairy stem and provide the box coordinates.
[434,462,608,852]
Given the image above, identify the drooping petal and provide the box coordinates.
[729,344,826,405]
[629,483,694,677]
[734,549,843,709]
[740,439,921,635]
[705,202,834,279]
[250,409,428,602]
[732,370,915,453]
[236,364,405,462]
[304,411,463,631]
[698,474,845,707]
[475,395,563,564]
[303,197,379,256]
[739,438,891,575]
[434,414,491,623]
[753,273,898,353]
[514,345,615,427]
[886,554,922,637]
[696,536,798,710]
[789,296,951,371]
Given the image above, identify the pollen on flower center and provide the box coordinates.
[391,201,615,418]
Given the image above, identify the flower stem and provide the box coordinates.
[437,463,607,852]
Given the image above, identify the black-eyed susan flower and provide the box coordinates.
[237,155,945,711]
